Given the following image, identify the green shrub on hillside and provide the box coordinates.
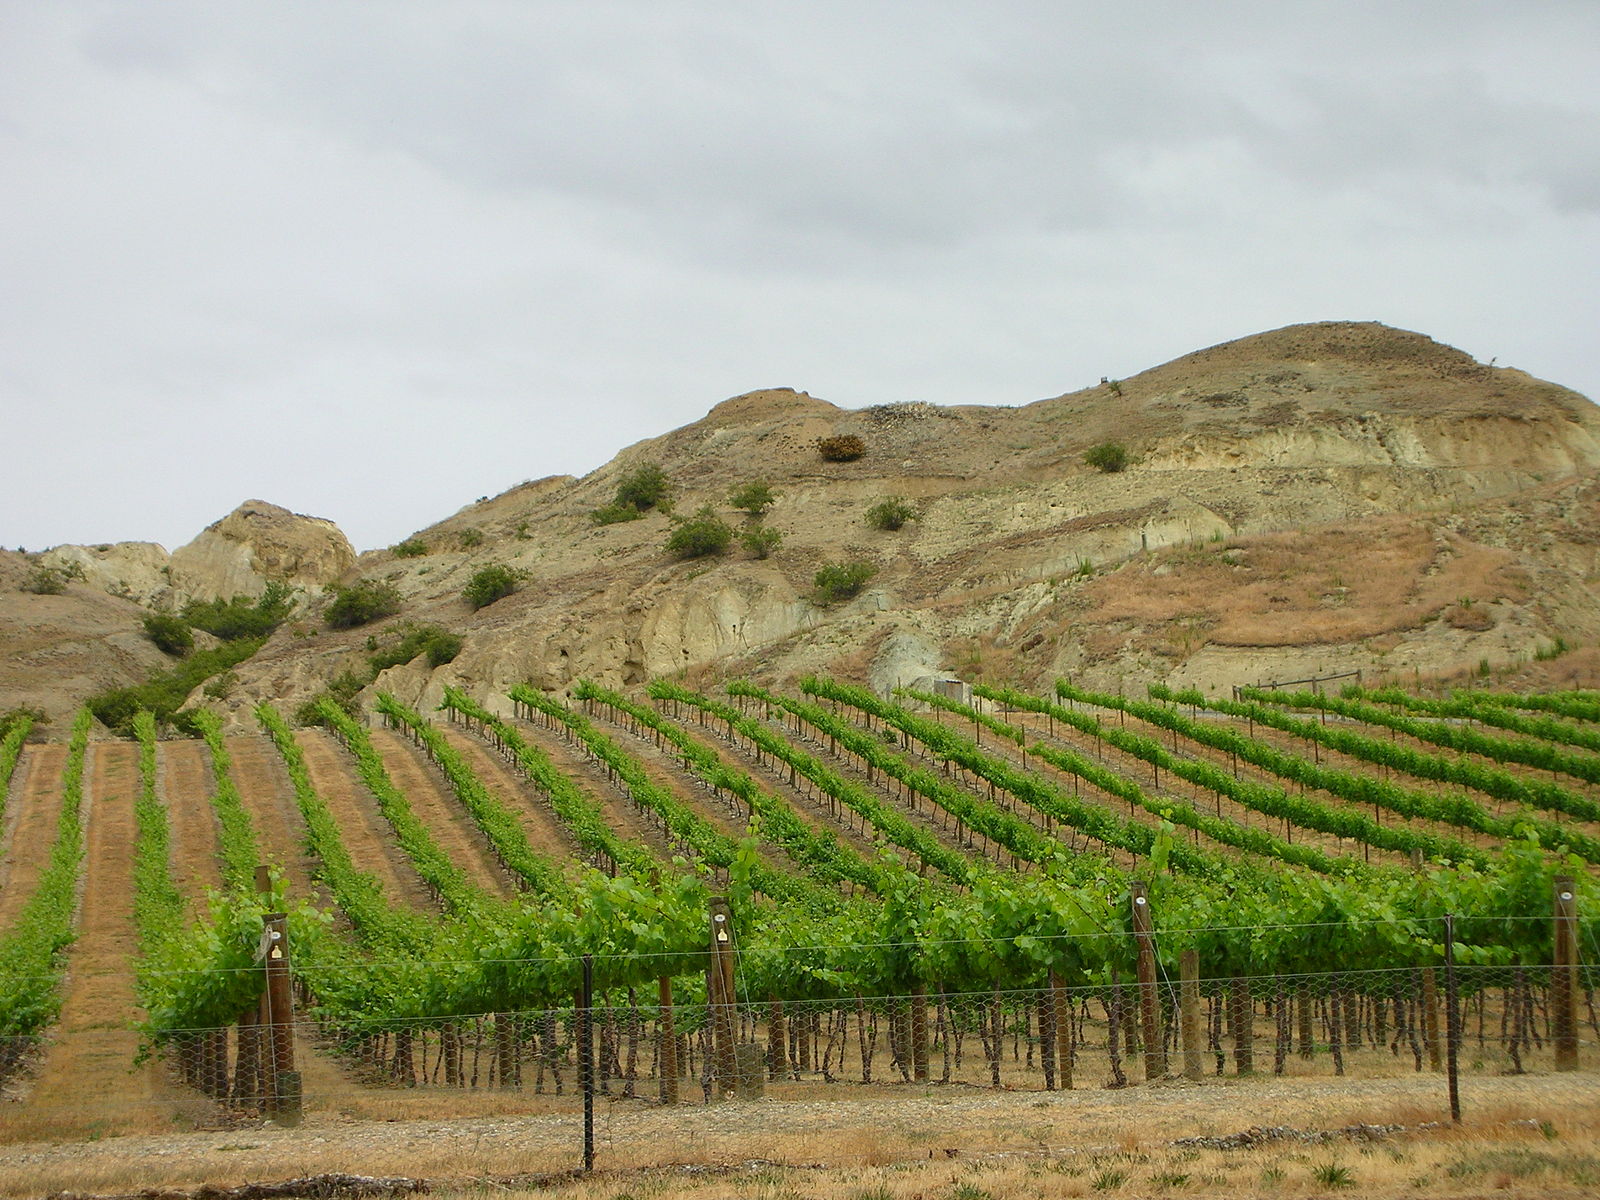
[729,480,777,516]
[742,525,782,559]
[592,462,673,525]
[89,637,266,735]
[1084,442,1129,473]
[615,463,672,511]
[183,581,296,641]
[1,707,47,738]
[20,562,83,595]
[391,538,429,558]
[370,623,463,671]
[591,502,644,526]
[295,669,371,726]
[464,564,526,610]
[458,527,485,549]
[142,612,193,657]
[665,507,734,560]
[324,579,403,629]
[865,496,915,531]
[813,560,876,603]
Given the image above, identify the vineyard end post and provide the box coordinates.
[1443,913,1461,1122]
[1131,881,1165,1081]
[708,896,737,1099]
[581,954,595,1172]
[1553,875,1579,1071]
[658,976,678,1105]
[260,908,300,1125]
[1179,949,1202,1082]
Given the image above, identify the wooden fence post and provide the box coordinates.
[1050,971,1073,1089]
[1229,977,1253,1075]
[708,897,738,1099]
[1131,881,1165,1080]
[1412,850,1442,1072]
[658,977,678,1104]
[910,983,929,1082]
[261,909,299,1124]
[1554,875,1580,1071]
[1180,949,1202,1081]
[1420,968,1443,1072]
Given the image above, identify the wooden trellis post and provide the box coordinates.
[259,909,299,1122]
[909,983,930,1082]
[1554,875,1580,1071]
[659,976,678,1105]
[708,897,738,1099]
[1131,881,1165,1080]
[1180,949,1202,1081]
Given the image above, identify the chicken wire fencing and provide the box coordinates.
[3,960,1596,1134]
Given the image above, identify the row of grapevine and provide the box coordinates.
[130,712,183,950]
[191,708,264,889]
[575,682,904,895]
[508,684,835,907]
[799,676,1219,877]
[0,715,32,823]
[1248,687,1600,785]
[921,685,1392,875]
[640,680,978,888]
[0,711,90,1049]
[1458,688,1600,725]
[377,695,572,898]
[1350,685,1600,753]
[1071,683,1600,863]
[974,684,1486,870]
[1161,685,1600,827]
[723,682,1072,875]
[317,698,498,922]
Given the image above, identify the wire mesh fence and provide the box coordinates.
[3,961,1597,1136]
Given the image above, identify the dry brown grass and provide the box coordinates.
[1082,520,1526,650]
[1,1073,1596,1200]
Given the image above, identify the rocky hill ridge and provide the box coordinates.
[6,321,1599,734]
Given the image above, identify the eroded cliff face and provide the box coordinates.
[168,500,356,601]
[3,501,357,727]
[37,500,356,611]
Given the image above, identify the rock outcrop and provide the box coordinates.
[168,500,356,602]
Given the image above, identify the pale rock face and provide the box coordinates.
[869,627,947,695]
[634,571,808,676]
[1143,413,1600,475]
[40,542,172,605]
[168,500,356,603]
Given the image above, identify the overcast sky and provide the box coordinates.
[4,2,1598,554]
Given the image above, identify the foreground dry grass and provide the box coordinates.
[1,1071,1596,1199]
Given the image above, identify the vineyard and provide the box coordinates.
[0,676,1597,1157]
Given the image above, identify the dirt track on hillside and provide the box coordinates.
[0,746,66,932]
[158,736,225,903]
[2,743,210,1139]
[367,727,516,902]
